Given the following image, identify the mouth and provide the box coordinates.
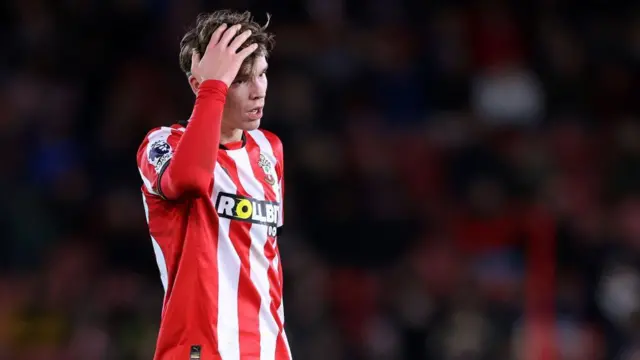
[246,107,263,120]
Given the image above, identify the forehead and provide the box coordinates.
[240,55,268,76]
[253,55,268,71]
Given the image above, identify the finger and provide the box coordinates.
[219,24,242,48]
[229,30,252,52]
[237,43,259,60]
[190,49,201,73]
[206,23,228,50]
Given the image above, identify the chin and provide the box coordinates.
[242,119,261,130]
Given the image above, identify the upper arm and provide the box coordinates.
[137,127,183,198]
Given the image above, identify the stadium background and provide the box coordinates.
[1,0,639,359]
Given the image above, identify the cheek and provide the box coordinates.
[224,93,243,112]
[223,94,248,124]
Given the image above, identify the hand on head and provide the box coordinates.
[190,24,258,87]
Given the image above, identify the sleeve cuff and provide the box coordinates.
[155,159,171,200]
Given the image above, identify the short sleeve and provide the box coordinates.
[137,126,183,197]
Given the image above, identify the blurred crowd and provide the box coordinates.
[1,0,640,359]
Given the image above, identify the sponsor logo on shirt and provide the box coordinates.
[215,192,280,237]
[148,140,172,173]
[190,345,201,359]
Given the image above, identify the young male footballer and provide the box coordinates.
[136,10,291,360]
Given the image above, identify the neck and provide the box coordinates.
[220,127,243,145]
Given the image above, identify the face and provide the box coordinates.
[191,55,268,131]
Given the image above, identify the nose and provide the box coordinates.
[249,79,266,100]
[250,92,265,101]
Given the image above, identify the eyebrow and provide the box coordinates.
[236,65,269,80]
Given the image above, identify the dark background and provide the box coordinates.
[1,0,639,359]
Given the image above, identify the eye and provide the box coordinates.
[260,70,267,77]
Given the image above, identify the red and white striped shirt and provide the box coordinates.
[136,80,291,360]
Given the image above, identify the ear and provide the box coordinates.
[188,75,199,95]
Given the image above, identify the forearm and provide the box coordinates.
[160,80,228,199]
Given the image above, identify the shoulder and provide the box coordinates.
[136,124,185,165]
[139,124,185,146]
[249,129,283,158]
[261,129,283,150]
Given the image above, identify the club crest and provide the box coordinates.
[258,153,276,185]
